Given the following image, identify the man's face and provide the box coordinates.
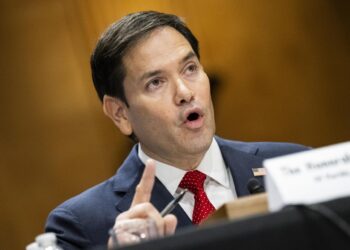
[120,27,215,168]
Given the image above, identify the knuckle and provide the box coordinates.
[116,211,128,221]
[135,184,144,193]
[143,202,153,211]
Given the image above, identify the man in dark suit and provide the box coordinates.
[45,11,308,249]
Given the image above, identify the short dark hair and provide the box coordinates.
[90,11,200,105]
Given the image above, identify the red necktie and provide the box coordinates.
[179,170,216,224]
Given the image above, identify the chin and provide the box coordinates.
[185,132,213,154]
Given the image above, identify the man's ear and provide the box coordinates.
[103,95,133,136]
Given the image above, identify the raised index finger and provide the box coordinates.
[131,159,156,207]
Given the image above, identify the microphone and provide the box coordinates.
[247,178,265,194]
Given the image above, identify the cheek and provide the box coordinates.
[129,105,173,130]
[197,83,212,102]
[194,73,211,96]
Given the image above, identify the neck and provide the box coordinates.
[140,145,206,171]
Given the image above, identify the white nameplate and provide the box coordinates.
[264,141,350,212]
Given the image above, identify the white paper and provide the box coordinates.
[263,141,350,212]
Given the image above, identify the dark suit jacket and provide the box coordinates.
[45,137,308,249]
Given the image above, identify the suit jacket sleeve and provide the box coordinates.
[45,207,92,250]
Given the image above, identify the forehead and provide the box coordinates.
[122,27,194,79]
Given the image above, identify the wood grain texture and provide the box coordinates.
[0,0,349,249]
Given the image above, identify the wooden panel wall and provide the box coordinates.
[0,0,349,249]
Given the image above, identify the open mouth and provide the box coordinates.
[182,108,204,129]
[187,112,200,122]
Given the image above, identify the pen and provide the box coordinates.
[160,189,188,216]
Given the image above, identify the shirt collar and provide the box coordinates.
[138,138,230,195]
[197,138,230,188]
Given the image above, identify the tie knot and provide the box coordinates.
[179,170,207,194]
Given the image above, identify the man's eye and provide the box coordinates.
[150,79,160,86]
[185,64,198,74]
[146,78,163,90]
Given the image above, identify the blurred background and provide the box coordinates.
[0,0,349,249]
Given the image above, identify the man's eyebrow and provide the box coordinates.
[140,70,163,82]
[139,51,197,82]
[181,51,196,64]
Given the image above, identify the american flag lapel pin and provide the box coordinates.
[252,167,266,177]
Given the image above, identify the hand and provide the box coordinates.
[108,159,177,248]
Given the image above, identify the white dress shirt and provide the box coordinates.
[138,138,237,219]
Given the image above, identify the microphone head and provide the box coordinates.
[247,178,265,194]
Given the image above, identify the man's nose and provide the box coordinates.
[174,78,194,105]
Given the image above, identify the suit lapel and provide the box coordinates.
[113,145,191,227]
[151,179,192,228]
[113,138,267,225]
[217,137,265,197]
